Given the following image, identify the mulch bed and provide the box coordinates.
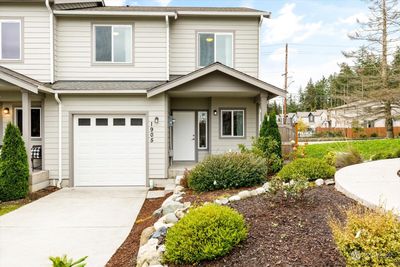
[0,186,59,208]
[196,186,356,267]
[181,186,258,205]
[106,193,171,267]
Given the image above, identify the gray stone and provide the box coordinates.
[153,221,167,231]
[250,190,258,196]
[151,226,167,239]
[157,244,166,253]
[215,198,229,205]
[164,213,179,224]
[137,238,160,267]
[263,182,270,191]
[325,179,335,185]
[315,179,324,186]
[139,226,156,247]
[175,196,183,202]
[228,195,241,201]
[183,202,191,208]
[175,175,183,185]
[162,201,185,215]
[175,209,186,219]
[174,185,184,194]
[152,208,162,217]
[255,187,266,195]
[238,190,251,199]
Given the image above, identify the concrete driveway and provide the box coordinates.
[0,187,147,267]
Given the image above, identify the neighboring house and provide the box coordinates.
[279,110,328,130]
[0,0,285,188]
[328,102,400,128]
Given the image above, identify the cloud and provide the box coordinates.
[338,12,368,25]
[104,0,126,6]
[240,0,254,8]
[154,0,171,6]
[263,3,322,44]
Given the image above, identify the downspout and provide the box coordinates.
[165,15,170,81]
[54,93,62,187]
[45,0,54,83]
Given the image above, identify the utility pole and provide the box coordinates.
[283,43,288,124]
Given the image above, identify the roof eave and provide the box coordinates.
[52,10,178,16]
[176,11,271,17]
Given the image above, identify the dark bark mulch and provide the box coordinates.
[181,186,258,205]
[0,186,59,206]
[198,186,356,267]
[106,193,171,267]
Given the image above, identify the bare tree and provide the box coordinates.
[345,0,400,138]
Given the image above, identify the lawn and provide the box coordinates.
[0,203,22,216]
[302,138,400,159]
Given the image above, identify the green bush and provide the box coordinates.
[329,207,400,267]
[164,204,247,264]
[371,151,398,161]
[49,255,88,267]
[277,158,336,182]
[188,152,268,192]
[269,175,309,200]
[266,112,282,157]
[370,132,378,138]
[323,151,337,166]
[0,123,30,201]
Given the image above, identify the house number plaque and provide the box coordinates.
[150,122,154,143]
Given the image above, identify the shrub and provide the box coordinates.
[164,204,247,264]
[49,255,88,267]
[277,158,336,182]
[266,112,282,157]
[0,123,30,201]
[323,151,337,166]
[370,132,378,138]
[269,175,309,200]
[371,151,397,161]
[335,148,363,168]
[180,168,190,188]
[329,207,400,267]
[187,152,268,192]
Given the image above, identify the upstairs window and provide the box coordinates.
[198,32,233,67]
[94,25,132,63]
[0,20,21,60]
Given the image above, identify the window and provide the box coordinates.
[94,25,132,63]
[308,114,315,123]
[198,32,233,67]
[197,111,208,149]
[221,109,244,137]
[131,118,143,126]
[15,108,41,137]
[96,118,108,126]
[113,118,125,126]
[78,118,91,126]
[0,20,21,60]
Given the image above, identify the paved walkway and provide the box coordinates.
[0,187,147,267]
[335,158,400,214]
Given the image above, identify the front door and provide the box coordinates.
[173,111,195,161]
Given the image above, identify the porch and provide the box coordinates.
[0,66,50,192]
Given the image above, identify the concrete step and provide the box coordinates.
[29,170,49,192]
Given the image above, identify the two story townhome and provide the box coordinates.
[0,0,285,189]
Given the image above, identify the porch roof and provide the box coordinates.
[147,62,286,99]
[0,66,53,94]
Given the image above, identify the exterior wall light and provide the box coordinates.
[213,110,217,116]
[3,107,9,115]
[154,117,159,124]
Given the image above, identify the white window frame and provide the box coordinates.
[0,19,22,61]
[197,111,208,150]
[93,24,133,64]
[197,32,233,67]
[14,107,41,138]
[220,109,245,138]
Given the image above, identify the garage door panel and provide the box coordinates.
[74,115,147,186]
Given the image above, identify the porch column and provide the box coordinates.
[22,91,32,171]
[260,92,268,121]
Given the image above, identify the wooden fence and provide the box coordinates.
[315,127,400,138]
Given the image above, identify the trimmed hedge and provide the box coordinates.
[187,152,268,192]
[164,204,247,264]
[277,158,336,182]
[0,123,29,201]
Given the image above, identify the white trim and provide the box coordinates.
[45,0,55,83]
[165,15,170,81]
[0,19,22,61]
[197,32,233,68]
[53,89,147,94]
[93,24,133,64]
[53,10,177,16]
[14,107,42,138]
[177,11,271,17]
[197,110,208,150]
[220,109,245,137]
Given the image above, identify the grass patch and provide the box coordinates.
[302,139,400,159]
[0,203,22,216]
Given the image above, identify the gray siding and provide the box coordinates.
[55,17,167,81]
[170,16,259,78]
[0,3,51,82]
[43,94,168,183]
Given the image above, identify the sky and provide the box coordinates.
[104,0,370,100]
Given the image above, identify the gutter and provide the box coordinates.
[52,10,177,16]
[54,93,63,188]
[45,0,55,83]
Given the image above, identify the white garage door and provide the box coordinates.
[73,115,146,186]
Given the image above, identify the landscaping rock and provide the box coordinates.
[228,195,241,201]
[175,209,186,219]
[250,190,258,196]
[162,201,185,215]
[315,179,324,186]
[151,226,167,239]
[157,244,166,253]
[255,187,266,195]
[137,238,160,267]
[140,226,156,247]
[164,213,179,224]
[238,190,251,199]
[183,202,191,208]
[154,221,167,231]
[325,179,335,185]
[175,175,183,185]
[175,196,183,202]
[152,207,162,217]
[174,185,184,194]
[215,198,229,205]
[263,182,270,191]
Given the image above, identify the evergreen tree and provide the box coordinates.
[259,113,269,137]
[266,112,282,157]
[0,123,29,201]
